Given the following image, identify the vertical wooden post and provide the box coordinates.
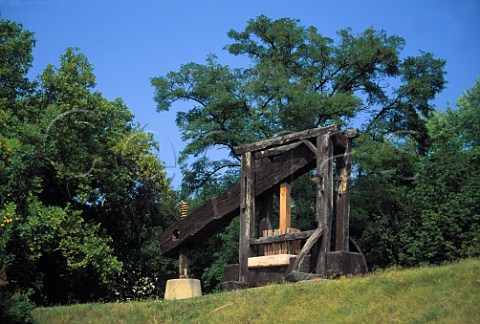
[279,182,291,230]
[179,249,189,278]
[258,190,274,256]
[335,138,352,251]
[178,201,190,278]
[239,152,255,284]
[316,134,333,277]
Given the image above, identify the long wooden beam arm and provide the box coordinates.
[159,143,318,257]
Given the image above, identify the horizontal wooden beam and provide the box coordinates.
[250,230,316,246]
[234,125,340,155]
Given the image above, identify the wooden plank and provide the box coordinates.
[248,254,297,268]
[279,182,291,230]
[335,138,352,251]
[239,152,255,283]
[316,134,333,277]
[159,142,317,257]
[234,125,340,155]
[250,230,315,245]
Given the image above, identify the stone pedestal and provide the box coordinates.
[164,278,202,300]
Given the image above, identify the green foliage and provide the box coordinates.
[403,79,480,264]
[0,291,35,324]
[352,79,480,269]
[198,218,240,292]
[152,16,445,197]
[0,18,35,105]
[0,18,177,306]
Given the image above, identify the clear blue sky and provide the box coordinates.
[2,0,479,187]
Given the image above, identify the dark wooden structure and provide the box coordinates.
[159,125,367,290]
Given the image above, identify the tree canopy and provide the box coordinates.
[0,18,177,314]
[152,15,446,197]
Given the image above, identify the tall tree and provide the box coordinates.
[1,18,177,309]
[152,15,446,197]
[405,79,480,264]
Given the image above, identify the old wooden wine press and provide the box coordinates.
[159,125,367,291]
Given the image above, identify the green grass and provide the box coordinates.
[33,258,480,323]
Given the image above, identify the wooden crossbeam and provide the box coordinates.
[234,125,339,155]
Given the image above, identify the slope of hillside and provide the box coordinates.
[33,258,480,323]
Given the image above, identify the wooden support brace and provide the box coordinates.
[302,140,317,155]
[291,226,323,273]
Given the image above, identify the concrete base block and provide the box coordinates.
[164,278,202,300]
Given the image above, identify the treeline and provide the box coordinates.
[1,16,479,322]
[0,18,178,322]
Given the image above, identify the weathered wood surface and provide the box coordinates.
[335,138,352,251]
[159,142,320,257]
[234,125,340,155]
[178,248,189,278]
[316,134,333,276]
[254,142,301,159]
[257,228,302,255]
[250,229,315,245]
[239,152,255,283]
[332,128,359,150]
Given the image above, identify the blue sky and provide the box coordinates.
[2,0,479,187]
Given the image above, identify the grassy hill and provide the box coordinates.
[33,258,480,323]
